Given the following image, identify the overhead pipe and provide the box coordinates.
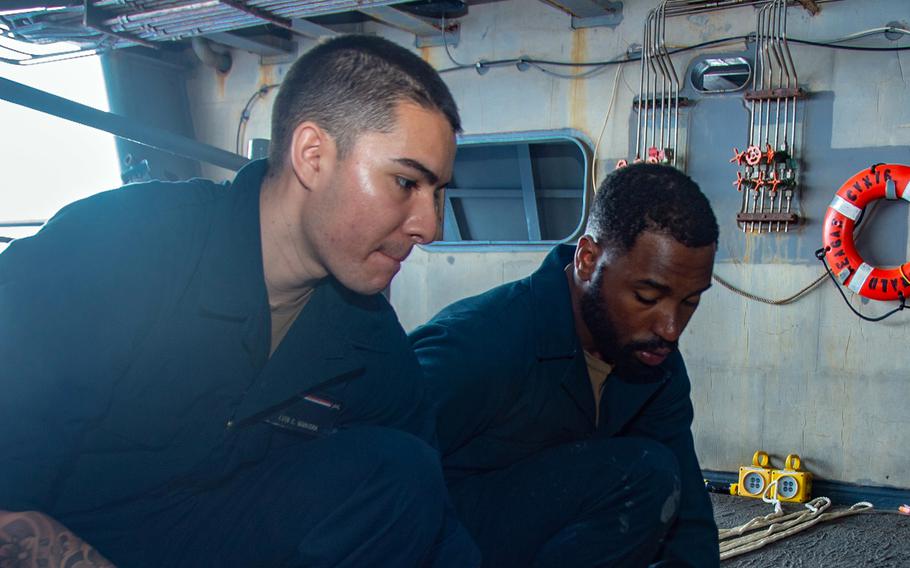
[191,36,231,72]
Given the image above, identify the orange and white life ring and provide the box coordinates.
[822,164,910,302]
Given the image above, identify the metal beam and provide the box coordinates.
[540,0,623,29]
[541,0,619,19]
[359,6,458,48]
[205,31,294,57]
[83,0,156,48]
[218,0,295,33]
[517,144,542,241]
[291,18,340,39]
[0,76,249,171]
[0,220,45,228]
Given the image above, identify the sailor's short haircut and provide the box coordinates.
[587,163,719,254]
[267,34,461,171]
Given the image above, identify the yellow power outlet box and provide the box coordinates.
[735,450,774,499]
[770,454,813,503]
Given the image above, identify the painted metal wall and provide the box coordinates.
[186,0,910,487]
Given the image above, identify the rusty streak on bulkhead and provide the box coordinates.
[569,28,588,133]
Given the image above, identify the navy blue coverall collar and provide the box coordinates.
[193,159,388,426]
[532,245,672,436]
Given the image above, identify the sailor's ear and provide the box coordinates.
[288,121,337,191]
[574,234,603,283]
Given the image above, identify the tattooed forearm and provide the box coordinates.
[0,510,115,568]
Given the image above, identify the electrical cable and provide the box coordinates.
[235,83,278,156]
[814,246,906,322]
[538,36,752,67]
[591,63,624,193]
[527,60,612,80]
[788,37,910,51]
[437,30,910,77]
[815,25,910,44]
[439,13,472,70]
[437,35,752,75]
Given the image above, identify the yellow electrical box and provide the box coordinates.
[734,450,774,499]
[770,454,813,503]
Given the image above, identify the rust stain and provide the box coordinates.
[420,45,432,64]
[741,232,754,264]
[259,65,276,88]
[216,71,226,100]
[569,28,588,132]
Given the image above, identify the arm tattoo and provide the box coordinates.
[0,511,115,568]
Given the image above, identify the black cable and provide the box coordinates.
[235,84,279,156]
[439,36,750,74]
[814,247,907,322]
[789,38,910,52]
[438,32,910,76]
[540,35,753,67]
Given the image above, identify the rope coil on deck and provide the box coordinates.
[719,495,874,560]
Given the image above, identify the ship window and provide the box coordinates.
[437,132,590,245]
[690,56,752,93]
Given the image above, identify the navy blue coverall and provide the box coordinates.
[0,160,478,567]
[410,245,719,568]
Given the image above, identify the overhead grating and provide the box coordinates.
[0,0,411,63]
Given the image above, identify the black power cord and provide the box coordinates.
[235,83,279,156]
[814,247,907,322]
[438,35,751,74]
[437,32,910,75]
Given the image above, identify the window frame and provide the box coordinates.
[428,128,593,250]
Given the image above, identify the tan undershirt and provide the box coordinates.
[584,350,613,426]
[269,288,314,356]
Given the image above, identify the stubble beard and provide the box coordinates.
[580,266,673,383]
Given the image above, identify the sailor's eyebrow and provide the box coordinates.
[393,158,443,186]
[635,279,672,294]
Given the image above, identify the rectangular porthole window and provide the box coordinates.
[436,131,591,245]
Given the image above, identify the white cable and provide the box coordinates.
[440,14,472,69]
[816,26,910,44]
[591,63,625,194]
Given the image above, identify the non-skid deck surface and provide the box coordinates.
[711,494,910,567]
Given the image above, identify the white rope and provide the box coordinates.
[760,480,784,515]
[718,496,874,561]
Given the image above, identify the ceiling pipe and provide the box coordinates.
[191,36,231,73]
